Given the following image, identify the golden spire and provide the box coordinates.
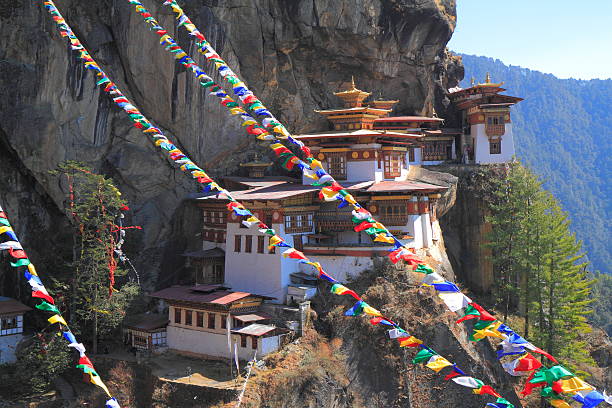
[470,76,475,86]
[334,77,371,108]
[485,72,491,84]
[351,75,356,90]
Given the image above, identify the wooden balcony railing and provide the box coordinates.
[485,124,505,136]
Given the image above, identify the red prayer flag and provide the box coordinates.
[32,290,55,305]
[521,371,546,397]
[514,353,543,372]
[8,248,27,259]
[552,380,564,394]
[78,355,94,368]
[476,385,501,398]
[444,370,461,380]
[530,346,558,363]
[469,302,496,321]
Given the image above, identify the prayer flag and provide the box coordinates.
[486,398,515,408]
[473,385,501,398]
[48,314,67,326]
[431,281,460,292]
[414,264,434,274]
[468,302,496,321]
[362,304,382,317]
[330,284,360,300]
[425,355,453,372]
[514,352,543,372]
[456,304,481,324]
[398,336,423,348]
[90,373,111,397]
[452,376,484,389]
[344,300,365,316]
[369,317,394,326]
[35,301,60,314]
[558,377,593,394]
[78,355,94,368]
[412,348,436,364]
[549,400,571,408]
[62,331,77,344]
[388,328,407,339]
[438,292,471,312]
[471,321,505,341]
[444,365,465,380]
[32,290,54,304]
[268,235,283,249]
[374,234,394,244]
[282,248,307,260]
[106,398,121,408]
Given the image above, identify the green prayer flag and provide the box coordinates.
[412,349,436,364]
[36,301,60,314]
[200,80,214,88]
[76,365,98,376]
[0,218,9,226]
[495,398,514,408]
[540,386,555,398]
[529,368,546,384]
[543,365,574,384]
[10,258,30,267]
[414,264,434,274]
[473,319,496,330]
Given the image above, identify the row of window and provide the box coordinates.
[234,235,276,254]
[174,308,227,330]
[203,211,226,225]
[285,213,313,233]
[324,152,408,179]
[239,334,259,350]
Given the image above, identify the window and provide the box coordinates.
[487,116,504,125]
[257,236,265,254]
[422,141,451,161]
[221,315,227,329]
[240,334,247,348]
[245,235,252,253]
[196,312,204,327]
[208,313,216,329]
[285,213,314,233]
[489,140,501,154]
[379,202,407,225]
[268,236,276,254]
[152,331,167,346]
[383,153,402,178]
[408,148,415,162]
[185,310,192,326]
[326,152,347,179]
[234,235,241,252]
[212,263,224,284]
[174,308,182,324]
[252,336,258,350]
[1,316,17,330]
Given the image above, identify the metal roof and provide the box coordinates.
[365,180,447,193]
[233,312,271,323]
[231,323,277,337]
[182,248,225,258]
[374,116,444,122]
[0,297,32,315]
[123,313,168,331]
[150,285,258,306]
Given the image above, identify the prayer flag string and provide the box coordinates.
[158,3,612,407]
[0,204,120,408]
[41,1,512,405]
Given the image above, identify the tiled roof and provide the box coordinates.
[150,286,257,306]
[365,180,447,193]
[231,323,277,337]
[0,297,31,315]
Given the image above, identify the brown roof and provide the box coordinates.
[123,313,168,331]
[295,129,422,140]
[365,180,447,193]
[150,286,258,306]
[0,297,32,315]
[374,116,444,123]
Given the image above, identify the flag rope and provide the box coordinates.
[36,0,610,407]
[0,204,120,408]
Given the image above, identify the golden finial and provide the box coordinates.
[470,76,475,86]
[350,76,356,90]
[485,72,491,84]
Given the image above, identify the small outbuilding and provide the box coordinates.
[0,296,31,364]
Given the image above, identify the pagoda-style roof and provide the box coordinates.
[333,77,371,107]
[455,93,523,110]
[294,129,423,142]
[314,106,391,116]
[368,100,399,110]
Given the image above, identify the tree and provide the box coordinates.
[51,161,139,353]
[485,162,595,368]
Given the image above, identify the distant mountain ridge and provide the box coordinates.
[457,54,611,275]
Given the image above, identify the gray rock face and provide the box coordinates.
[0,0,461,290]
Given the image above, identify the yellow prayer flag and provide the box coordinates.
[344,194,357,205]
[191,171,207,178]
[246,216,258,223]
[549,399,572,408]
[0,226,14,235]
[310,159,323,169]
[159,34,171,44]
[320,188,338,201]
[28,264,38,276]
[398,336,423,347]
[472,321,505,340]
[48,314,67,326]
[89,373,112,397]
[362,305,382,317]
[559,377,593,394]
[241,120,257,126]
[425,356,453,373]
[229,108,246,115]
[268,236,282,249]
[374,234,395,244]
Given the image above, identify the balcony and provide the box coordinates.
[315,210,353,232]
[378,215,408,226]
[485,124,505,136]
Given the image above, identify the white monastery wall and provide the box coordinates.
[0,333,22,364]
[472,123,515,164]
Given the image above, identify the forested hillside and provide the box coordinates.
[458,54,611,275]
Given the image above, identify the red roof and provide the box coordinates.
[0,297,31,315]
[374,116,443,123]
[365,180,446,193]
[150,286,259,306]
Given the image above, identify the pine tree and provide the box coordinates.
[51,161,139,353]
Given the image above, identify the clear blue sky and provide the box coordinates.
[447,1,612,80]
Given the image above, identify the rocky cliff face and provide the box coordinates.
[0,0,462,290]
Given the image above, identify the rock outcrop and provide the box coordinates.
[0,0,462,290]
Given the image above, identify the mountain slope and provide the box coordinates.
[458,54,611,275]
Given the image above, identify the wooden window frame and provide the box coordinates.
[489,139,501,154]
[196,312,204,327]
[326,152,347,180]
[174,308,182,324]
[257,236,265,253]
[245,235,252,253]
[383,152,402,178]
[240,334,247,348]
[234,235,241,253]
[252,336,258,350]
[185,310,192,326]
[208,313,216,329]
[408,148,415,162]
[221,315,227,329]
